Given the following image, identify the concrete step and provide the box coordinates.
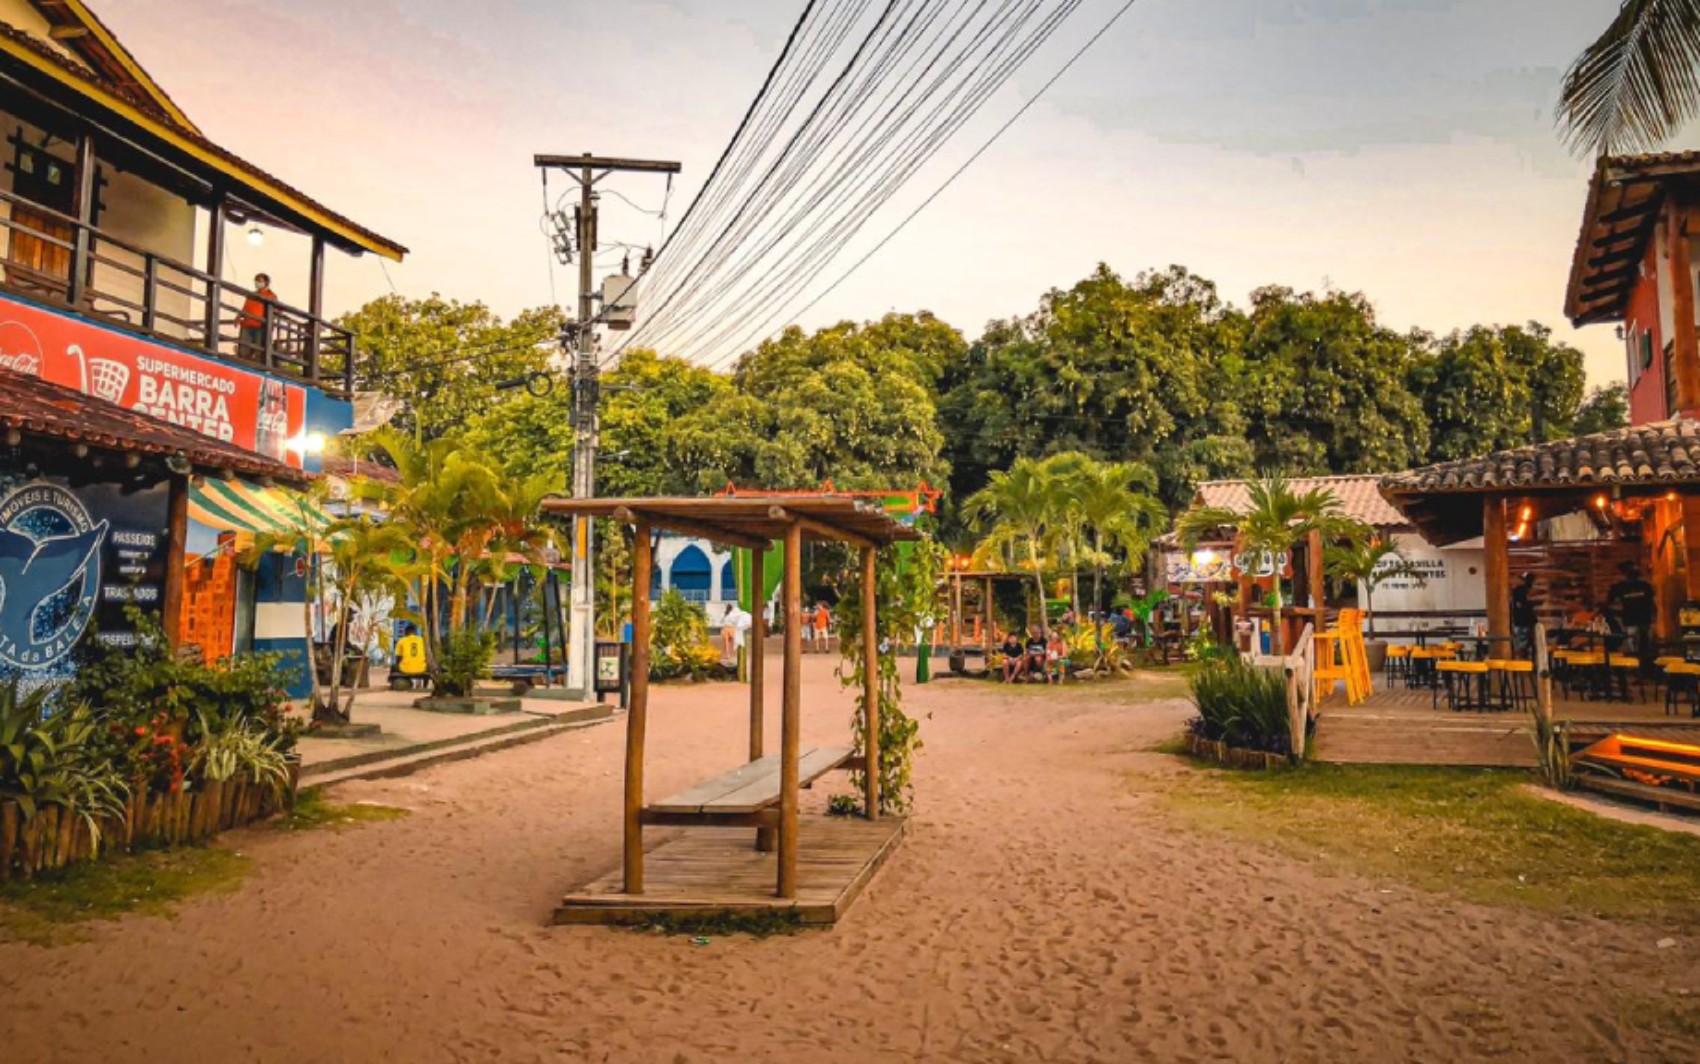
[303,706,616,789]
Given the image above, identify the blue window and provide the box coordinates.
[671,544,713,597]
[720,559,737,600]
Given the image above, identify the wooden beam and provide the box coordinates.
[161,474,188,649]
[767,506,876,549]
[1600,200,1659,225]
[609,506,768,550]
[204,195,225,350]
[1683,497,1700,601]
[778,522,803,899]
[861,545,880,820]
[1670,200,1700,415]
[623,520,654,894]
[1484,497,1510,642]
[1587,245,1642,269]
[983,576,993,658]
[1306,529,1325,614]
[750,545,773,853]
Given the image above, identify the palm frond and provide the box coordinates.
[1559,0,1700,156]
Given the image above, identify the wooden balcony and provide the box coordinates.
[0,187,355,397]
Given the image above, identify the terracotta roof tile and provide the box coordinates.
[1194,474,1408,529]
[1380,418,1700,498]
[0,366,314,484]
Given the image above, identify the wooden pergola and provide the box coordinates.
[540,495,921,903]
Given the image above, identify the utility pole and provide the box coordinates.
[533,153,680,700]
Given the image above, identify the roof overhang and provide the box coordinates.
[0,22,407,261]
[541,496,925,550]
[1563,152,1700,326]
[27,0,200,134]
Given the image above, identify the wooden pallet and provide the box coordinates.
[554,814,907,926]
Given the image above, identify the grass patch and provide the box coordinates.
[277,787,409,832]
[623,908,806,939]
[0,846,250,946]
[1161,762,1700,927]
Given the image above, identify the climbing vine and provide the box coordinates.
[833,538,944,815]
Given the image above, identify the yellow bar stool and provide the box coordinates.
[1436,660,1491,712]
[1385,644,1411,685]
[1485,659,1534,713]
[1664,661,1700,717]
[1313,630,1351,705]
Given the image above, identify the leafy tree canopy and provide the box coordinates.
[342,294,562,439]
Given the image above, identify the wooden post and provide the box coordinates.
[749,546,766,761]
[67,130,95,307]
[161,474,188,649]
[307,234,326,375]
[1670,201,1700,416]
[751,545,774,853]
[861,545,880,820]
[778,523,803,898]
[1306,529,1325,615]
[623,521,653,894]
[1533,623,1553,724]
[1484,496,1511,642]
[204,196,226,352]
[1683,495,1700,601]
[983,576,993,658]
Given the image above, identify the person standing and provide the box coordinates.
[719,604,739,665]
[239,273,276,358]
[1511,572,1538,658]
[1607,560,1657,670]
[813,601,832,653]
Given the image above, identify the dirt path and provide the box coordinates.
[3,659,1697,1063]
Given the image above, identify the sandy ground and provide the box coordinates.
[4,656,1699,1063]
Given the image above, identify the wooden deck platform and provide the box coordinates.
[1313,683,1700,767]
[553,814,908,926]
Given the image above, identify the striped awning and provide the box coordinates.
[188,478,331,536]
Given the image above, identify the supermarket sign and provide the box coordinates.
[0,294,306,466]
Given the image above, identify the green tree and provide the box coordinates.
[1573,383,1631,435]
[1558,0,1700,156]
[342,294,562,439]
[938,264,1246,514]
[676,312,958,491]
[1176,474,1368,654]
[1240,287,1429,474]
[1410,323,1588,463]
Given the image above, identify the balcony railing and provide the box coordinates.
[0,188,355,397]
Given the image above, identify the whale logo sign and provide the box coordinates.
[0,482,109,671]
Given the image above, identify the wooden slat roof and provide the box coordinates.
[0,19,408,261]
[540,495,924,549]
[1563,151,1700,326]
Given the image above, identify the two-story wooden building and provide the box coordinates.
[0,1,406,692]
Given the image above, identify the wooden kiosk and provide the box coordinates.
[542,496,920,925]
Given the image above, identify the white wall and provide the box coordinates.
[1367,533,1485,615]
[653,534,741,617]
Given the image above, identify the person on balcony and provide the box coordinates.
[239,273,277,357]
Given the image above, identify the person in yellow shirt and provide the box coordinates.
[394,623,428,679]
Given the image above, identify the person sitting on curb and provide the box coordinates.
[1024,626,1048,682]
[1000,630,1026,682]
[1046,629,1070,684]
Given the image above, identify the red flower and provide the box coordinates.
[134,725,147,736]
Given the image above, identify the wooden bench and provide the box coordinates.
[642,745,856,827]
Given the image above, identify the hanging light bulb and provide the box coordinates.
[246,225,264,247]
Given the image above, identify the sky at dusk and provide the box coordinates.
[98,0,1665,387]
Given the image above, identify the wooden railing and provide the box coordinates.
[0,188,354,396]
[1283,624,1316,759]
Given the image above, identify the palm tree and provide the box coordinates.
[1071,460,1167,621]
[1176,474,1368,655]
[1558,0,1700,156]
[1323,537,1426,636]
[316,517,422,722]
[964,457,1055,633]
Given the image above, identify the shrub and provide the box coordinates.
[648,591,727,682]
[0,681,129,842]
[1187,655,1292,756]
[435,628,495,697]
